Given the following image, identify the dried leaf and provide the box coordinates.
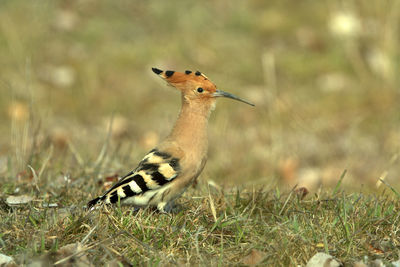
[42,203,58,208]
[16,170,33,182]
[52,242,91,266]
[278,157,299,184]
[295,187,309,200]
[27,242,91,267]
[99,174,119,190]
[242,249,266,266]
[367,243,384,255]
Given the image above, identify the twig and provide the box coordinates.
[279,184,297,215]
[54,231,124,265]
[94,113,114,169]
[27,165,40,193]
[38,144,53,179]
[208,184,217,222]
[81,224,98,244]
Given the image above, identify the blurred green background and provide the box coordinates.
[1,0,399,192]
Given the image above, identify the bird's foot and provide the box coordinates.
[157,201,182,213]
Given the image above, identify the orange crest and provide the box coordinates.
[152,68,217,94]
[152,67,255,106]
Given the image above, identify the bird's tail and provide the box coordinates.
[87,196,102,210]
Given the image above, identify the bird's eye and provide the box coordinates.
[197,87,204,93]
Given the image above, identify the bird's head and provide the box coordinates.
[152,68,254,107]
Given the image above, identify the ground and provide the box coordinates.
[0,0,399,266]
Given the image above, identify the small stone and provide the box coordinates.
[329,11,361,38]
[0,253,14,265]
[353,261,367,267]
[391,260,400,267]
[306,253,340,267]
[54,10,78,31]
[6,195,33,205]
[370,259,385,267]
[52,66,76,87]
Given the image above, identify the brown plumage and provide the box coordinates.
[87,68,254,212]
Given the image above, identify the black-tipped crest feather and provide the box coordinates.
[152,67,163,75]
[165,70,175,77]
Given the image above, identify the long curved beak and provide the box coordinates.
[213,89,255,106]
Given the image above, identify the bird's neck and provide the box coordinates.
[167,97,214,153]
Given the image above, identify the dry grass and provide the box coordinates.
[1,182,400,265]
[1,0,400,265]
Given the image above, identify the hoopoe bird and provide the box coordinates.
[87,68,254,212]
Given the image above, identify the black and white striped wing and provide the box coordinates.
[87,149,180,208]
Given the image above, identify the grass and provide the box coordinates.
[1,181,399,265]
[1,0,400,265]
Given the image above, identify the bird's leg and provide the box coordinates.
[132,206,141,213]
[157,201,182,213]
